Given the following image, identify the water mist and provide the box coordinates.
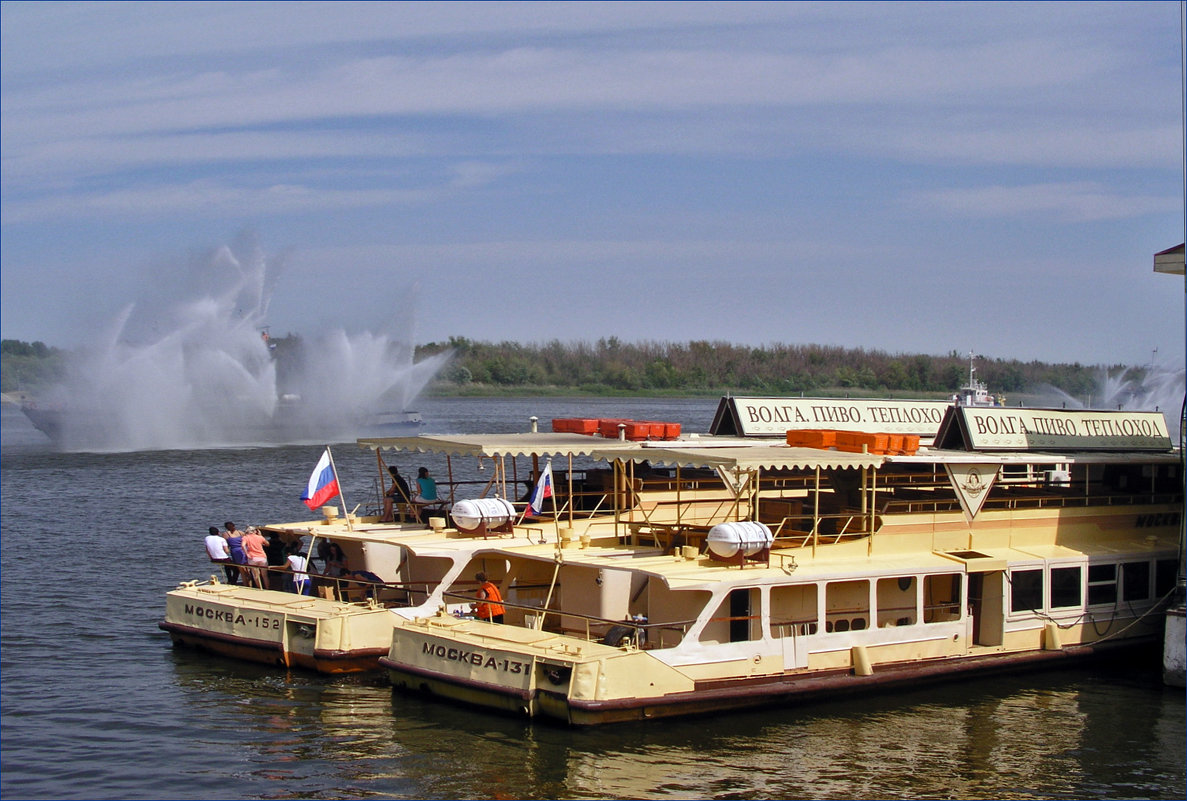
[38,236,450,451]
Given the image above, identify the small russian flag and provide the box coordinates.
[525,461,554,518]
[300,448,340,510]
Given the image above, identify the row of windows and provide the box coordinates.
[709,573,964,643]
[1009,559,1177,614]
[702,557,1176,644]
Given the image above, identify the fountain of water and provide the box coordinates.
[26,236,450,451]
[1029,364,1185,443]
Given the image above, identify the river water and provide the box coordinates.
[1,397,1183,800]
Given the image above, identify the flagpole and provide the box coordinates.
[325,445,354,532]
[547,458,560,542]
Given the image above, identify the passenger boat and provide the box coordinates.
[364,403,1180,724]
[158,430,646,673]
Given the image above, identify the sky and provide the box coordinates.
[2,1,1184,368]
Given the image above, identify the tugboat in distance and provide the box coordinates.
[951,351,1005,407]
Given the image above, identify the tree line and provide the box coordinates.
[416,336,1123,400]
[0,339,68,394]
[1,335,1129,401]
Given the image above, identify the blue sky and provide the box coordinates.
[2,1,1184,367]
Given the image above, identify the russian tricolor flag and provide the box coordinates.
[300,448,340,510]
[525,461,553,517]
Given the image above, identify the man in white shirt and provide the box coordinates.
[286,548,310,595]
[204,526,235,583]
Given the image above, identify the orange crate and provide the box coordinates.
[786,429,837,449]
[662,422,682,440]
[620,421,652,441]
[898,434,920,455]
[835,431,890,454]
[639,422,669,439]
[556,418,599,435]
[597,419,630,438]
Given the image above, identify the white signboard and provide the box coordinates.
[712,397,951,438]
[958,408,1171,451]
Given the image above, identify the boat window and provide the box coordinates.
[1086,563,1117,606]
[825,579,869,633]
[1155,559,1178,598]
[922,573,962,623]
[1121,561,1151,602]
[700,588,761,644]
[771,584,819,637]
[1049,566,1082,609]
[1010,569,1043,613]
[876,576,916,627]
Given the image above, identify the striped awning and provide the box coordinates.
[591,444,883,471]
[357,432,644,460]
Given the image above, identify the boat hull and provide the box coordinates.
[381,636,1158,725]
[160,582,396,674]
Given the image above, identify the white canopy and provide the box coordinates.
[357,432,643,460]
[592,444,884,472]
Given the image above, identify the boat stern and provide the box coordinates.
[160,580,396,673]
[381,612,696,724]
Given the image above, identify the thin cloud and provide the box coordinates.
[909,182,1178,223]
[1,1,1181,366]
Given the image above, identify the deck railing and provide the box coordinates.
[438,587,696,649]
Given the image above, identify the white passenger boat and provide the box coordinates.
[364,403,1181,724]
[158,431,646,673]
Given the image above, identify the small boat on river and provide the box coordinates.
[161,399,1181,725]
[159,429,644,673]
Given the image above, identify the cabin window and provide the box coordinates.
[876,576,916,627]
[1010,569,1043,613]
[700,588,761,644]
[1155,559,1178,598]
[922,573,962,623]
[770,584,819,637]
[1049,566,1082,609]
[1086,563,1117,606]
[1121,561,1151,602]
[825,579,870,633]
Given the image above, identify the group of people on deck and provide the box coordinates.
[379,465,440,523]
[202,522,315,594]
[203,523,388,597]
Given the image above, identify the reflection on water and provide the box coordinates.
[157,645,1185,801]
[2,397,1183,800]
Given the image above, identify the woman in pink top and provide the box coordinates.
[241,526,268,588]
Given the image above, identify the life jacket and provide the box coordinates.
[476,580,505,620]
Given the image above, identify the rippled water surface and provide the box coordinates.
[2,398,1183,800]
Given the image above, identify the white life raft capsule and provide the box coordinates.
[450,497,517,531]
[706,521,773,560]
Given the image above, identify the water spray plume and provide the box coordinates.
[30,236,449,451]
[1030,363,1185,442]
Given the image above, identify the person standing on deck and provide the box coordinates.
[285,544,310,595]
[264,530,286,589]
[242,526,268,588]
[472,572,505,624]
[224,522,246,585]
[205,526,235,584]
